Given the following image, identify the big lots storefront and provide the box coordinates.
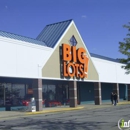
[0,19,130,111]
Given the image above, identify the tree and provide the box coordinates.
[119,22,130,74]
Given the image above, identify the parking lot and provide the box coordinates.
[0,104,130,130]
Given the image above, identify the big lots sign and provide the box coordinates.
[62,44,89,78]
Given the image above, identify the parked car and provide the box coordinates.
[22,100,30,106]
[22,99,45,106]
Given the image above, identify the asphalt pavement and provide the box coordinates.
[0,102,130,130]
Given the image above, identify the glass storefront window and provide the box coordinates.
[42,84,56,107]
[42,84,69,107]
[0,83,27,107]
[0,82,70,108]
[48,85,56,101]
[12,84,25,99]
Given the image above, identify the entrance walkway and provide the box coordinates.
[0,101,130,121]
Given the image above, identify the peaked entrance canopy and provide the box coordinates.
[36,19,72,48]
[39,19,99,81]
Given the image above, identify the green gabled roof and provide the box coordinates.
[36,19,72,48]
[90,53,120,63]
[0,30,47,46]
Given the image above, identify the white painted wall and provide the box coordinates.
[0,36,130,84]
[92,57,130,84]
[0,36,53,78]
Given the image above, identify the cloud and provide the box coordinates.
[81,15,87,18]
[5,6,8,9]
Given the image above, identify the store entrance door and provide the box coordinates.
[56,84,69,105]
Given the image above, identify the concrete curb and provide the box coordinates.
[118,101,130,105]
[26,106,84,115]
[0,102,129,121]
[25,101,130,115]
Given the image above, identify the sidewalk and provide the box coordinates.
[0,101,130,120]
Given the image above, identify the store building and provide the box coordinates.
[0,19,130,111]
